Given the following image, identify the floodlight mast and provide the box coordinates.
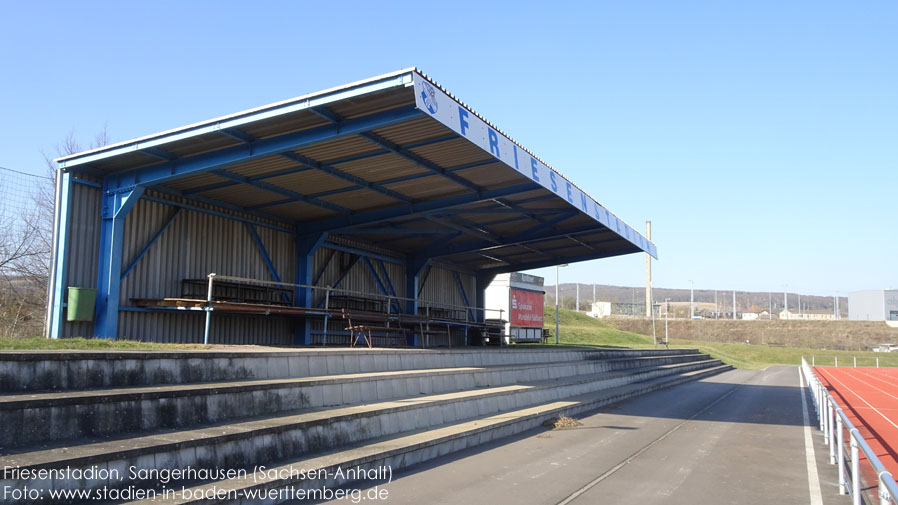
[554,264,568,344]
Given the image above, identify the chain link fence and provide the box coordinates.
[0,166,54,337]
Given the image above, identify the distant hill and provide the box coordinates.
[545,283,848,317]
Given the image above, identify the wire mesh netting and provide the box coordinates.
[0,166,55,337]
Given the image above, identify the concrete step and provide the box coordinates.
[0,348,701,392]
[122,364,733,505]
[0,360,724,501]
[0,353,710,448]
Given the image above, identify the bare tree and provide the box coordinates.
[0,127,109,337]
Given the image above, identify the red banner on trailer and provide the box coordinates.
[510,289,544,328]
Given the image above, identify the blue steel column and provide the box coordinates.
[294,232,327,344]
[48,172,72,339]
[475,272,497,323]
[405,257,429,347]
[94,184,145,339]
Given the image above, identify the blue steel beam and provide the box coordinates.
[362,257,390,297]
[247,159,500,211]
[377,260,398,297]
[405,257,430,345]
[322,241,404,265]
[246,223,290,304]
[149,184,294,229]
[423,215,501,244]
[512,209,579,237]
[94,185,146,339]
[316,255,362,308]
[183,166,316,195]
[186,134,461,196]
[359,131,481,191]
[454,271,475,321]
[312,249,337,287]
[210,168,351,215]
[121,208,182,280]
[137,145,348,219]
[299,182,540,236]
[104,106,424,191]
[480,247,643,276]
[140,194,294,234]
[279,151,413,204]
[309,105,481,193]
[336,227,446,235]
[330,256,360,291]
[417,224,612,260]
[295,232,327,344]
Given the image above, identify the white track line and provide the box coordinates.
[857,369,898,398]
[801,368,824,505]
[817,368,898,431]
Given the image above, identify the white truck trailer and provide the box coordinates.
[485,272,546,343]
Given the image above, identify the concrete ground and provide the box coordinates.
[319,366,847,505]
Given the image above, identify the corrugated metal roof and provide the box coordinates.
[57,68,656,270]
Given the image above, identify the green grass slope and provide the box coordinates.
[541,306,652,348]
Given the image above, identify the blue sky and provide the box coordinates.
[1,1,895,296]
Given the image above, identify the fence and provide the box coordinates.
[807,355,898,368]
[800,357,898,505]
[201,273,506,345]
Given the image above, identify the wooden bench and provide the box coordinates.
[339,309,407,348]
[181,278,292,306]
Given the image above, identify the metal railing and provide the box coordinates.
[201,273,506,345]
[800,357,898,505]
[807,355,898,368]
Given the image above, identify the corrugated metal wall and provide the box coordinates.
[61,180,102,338]
[420,264,475,310]
[60,184,479,345]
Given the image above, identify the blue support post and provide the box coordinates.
[94,185,146,339]
[48,172,72,339]
[294,232,327,344]
[405,257,430,346]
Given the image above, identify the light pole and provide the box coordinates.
[784,284,788,319]
[732,290,736,320]
[555,264,568,344]
[664,298,671,345]
[689,280,694,320]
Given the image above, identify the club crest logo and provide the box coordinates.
[420,82,438,114]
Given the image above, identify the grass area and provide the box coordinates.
[541,306,653,348]
[529,307,898,370]
[0,337,205,351]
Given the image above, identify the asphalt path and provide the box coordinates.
[318,366,845,505]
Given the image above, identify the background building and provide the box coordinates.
[849,290,898,322]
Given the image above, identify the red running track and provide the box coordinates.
[814,367,898,485]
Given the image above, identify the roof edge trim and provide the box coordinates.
[411,71,657,259]
[56,68,418,168]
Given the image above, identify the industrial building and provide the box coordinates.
[849,290,898,322]
[46,68,656,345]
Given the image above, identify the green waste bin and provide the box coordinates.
[67,287,97,322]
